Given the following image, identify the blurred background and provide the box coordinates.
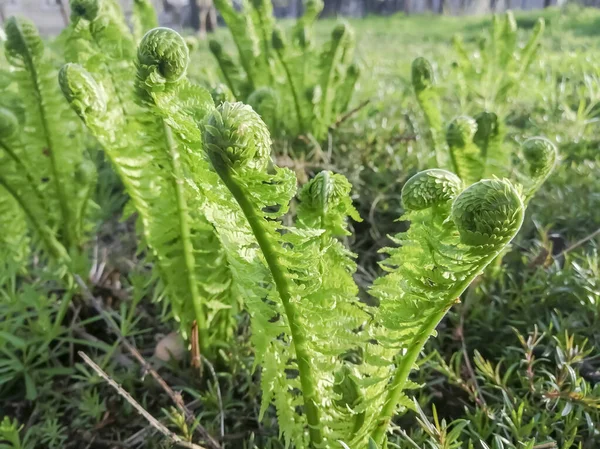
[0,0,581,36]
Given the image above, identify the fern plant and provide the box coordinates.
[412,56,557,198]
[57,19,555,446]
[451,11,545,110]
[197,101,539,448]
[209,0,359,140]
[59,13,239,357]
[0,16,95,268]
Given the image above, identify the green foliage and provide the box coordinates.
[60,10,238,357]
[412,50,557,199]
[0,16,95,268]
[131,0,158,42]
[451,11,545,109]
[210,0,359,140]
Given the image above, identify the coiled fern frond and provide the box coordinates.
[368,169,525,445]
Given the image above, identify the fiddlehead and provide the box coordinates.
[401,168,462,211]
[452,178,524,247]
[137,27,189,87]
[203,102,325,446]
[59,63,107,120]
[446,115,482,185]
[297,170,361,236]
[519,137,558,202]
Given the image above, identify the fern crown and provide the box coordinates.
[59,63,107,119]
[401,169,462,211]
[137,27,189,85]
[203,102,271,173]
[451,179,524,246]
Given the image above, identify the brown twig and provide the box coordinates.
[555,227,600,259]
[79,352,207,449]
[330,99,371,129]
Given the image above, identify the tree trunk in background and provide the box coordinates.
[438,0,446,13]
[544,0,552,6]
[198,0,216,36]
[490,0,497,11]
[189,0,200,30]
[57,0,70,25]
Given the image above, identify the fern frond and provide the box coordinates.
[3,16,92,252]
[473,111,508,178]
[291,0,323,49]
[317,22,355,136]
[369,169,525,444]
[518,137,558,203]
[213,0,262,89]
[60,26,238,355]
[0,185,29,271]
[202,102,377,447]
[208,39,248,99]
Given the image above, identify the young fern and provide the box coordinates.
[368,170,525,445]
[198,102,530,448]
[412,54,557,200]
[210,0,359,140]
[60,20,239,357]
[412,57,446,167]
[452,11,545,108]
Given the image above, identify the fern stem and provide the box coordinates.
[162,123,209,357]
[0,140,47,208]
[370,306,449,445]
[217,167,323,447]
[448,147,461,179]
[274,51,306,134]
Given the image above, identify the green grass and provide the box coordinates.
[2,5,600,449]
